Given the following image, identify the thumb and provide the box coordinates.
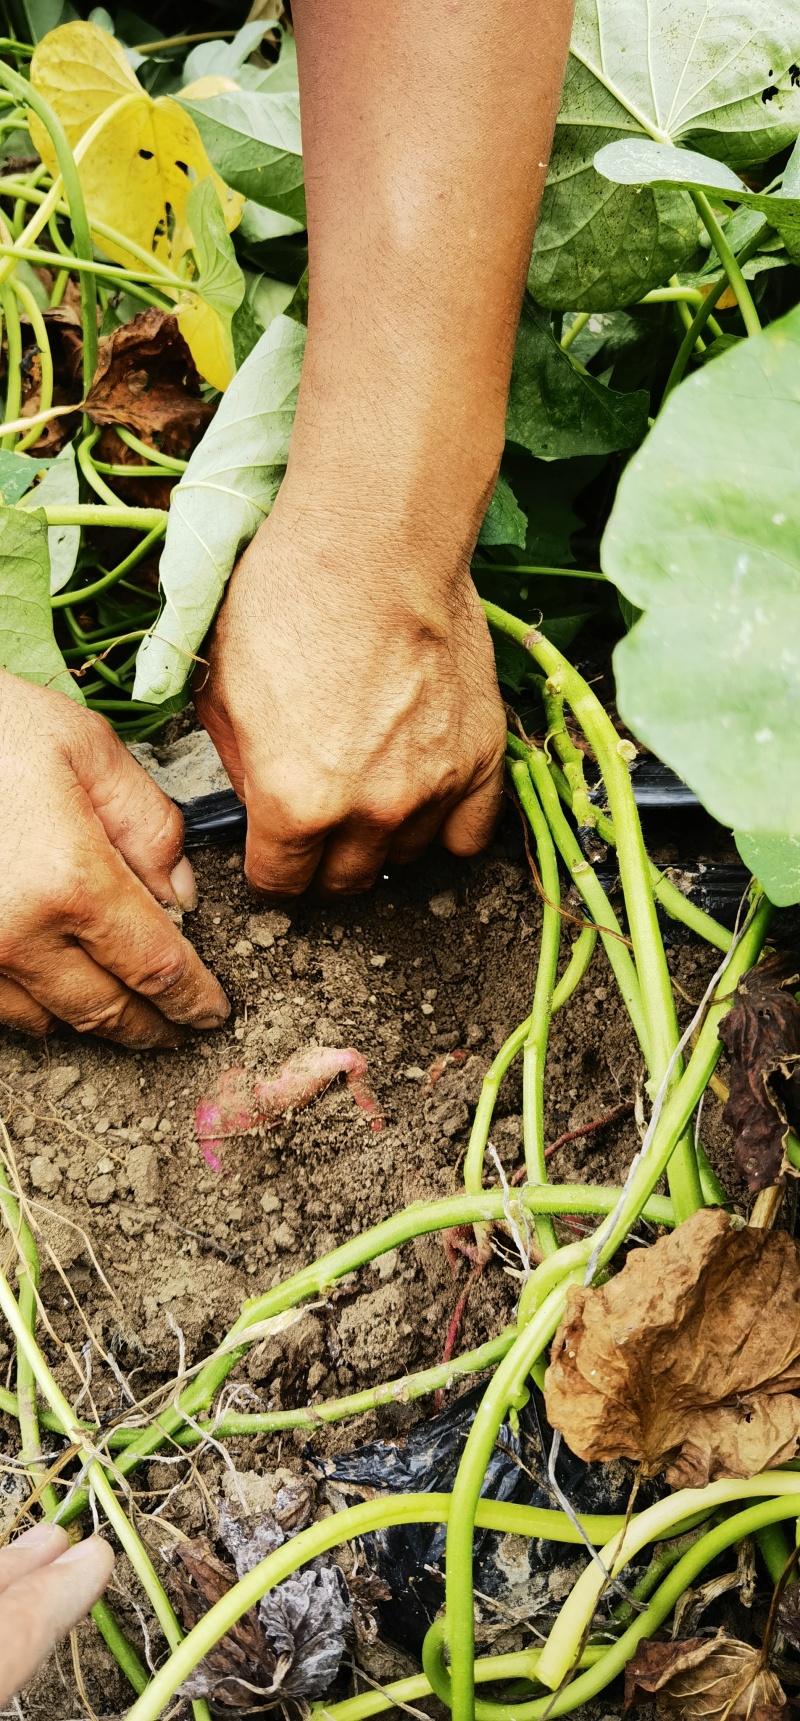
[68,711,197,910]
[0,1537,114,1703]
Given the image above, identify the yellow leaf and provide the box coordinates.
[176,292,235,393]
[29,22,245,386]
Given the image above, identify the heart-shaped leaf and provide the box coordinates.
[133,313,306,705]
[29,21,245,385]
[0,507,82,700]
[507,299,649,458]
[176,178,245,391]
[530,0,800,311]
[179,88,305,223]
[602,302,800,900]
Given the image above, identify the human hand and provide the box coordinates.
[0,1523,114,1702]
[0,673,229,1045]
[195,485,507,898]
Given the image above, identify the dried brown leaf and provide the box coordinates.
[718,954,800,1191]
[84,308,214,454]
[545,1208,800,1486]
[625,1634,788,1718]
[777,1584,800,1654]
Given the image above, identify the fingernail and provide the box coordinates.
[194,1012,229,1031]
[170,856,198,912]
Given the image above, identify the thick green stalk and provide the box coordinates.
[56,1183,675,1527]
[691,191,761,339]
[318,1646,608,1721]
[491,606,703,1222]
[0,279,22,448]
[90,1597,149,1697]
[122,1493,625,1721]
[560,311,590,351]
[463,1020,530,1196]
[472,562,605,581]
[444,1280,585,1721]
[551,923,597,1011]
[52,523,166,608]
[538,1472,800,1691]
[662,217,769,397]
[510,760,560,1255]
[546,756,732,953]
[10,275,53,454]
[115,426,188,473]
[18,503,166,531]
[0,63,98,389]
[522,742,651,1063]
[424,1494,800,1720]
[0,1162,58,1517]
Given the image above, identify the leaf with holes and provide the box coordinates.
[28,21,244,384]
[530,0,800,311]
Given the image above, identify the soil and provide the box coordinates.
[0,806,759,1718]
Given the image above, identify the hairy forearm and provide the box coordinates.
[285,0,573,551]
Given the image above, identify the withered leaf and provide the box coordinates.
[625,1633,788,1719]
[777,1583,800,1654]
[84,309,214,456]
[166,1504,350,1712]
[545,1207,800,1487]
[718,954,800,1191]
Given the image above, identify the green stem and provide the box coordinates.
[691,191,762,340]
[551,923,597,1011]
[0,1162,58,1518]
[560,311,591,351]
[472,562,605,581]
[538,1472,800,1692]
[445,1282,585,1721]
[90,1596,149,1697]
[510,760,560,1256]
[662,218,769,399]
[114,426,188,473]
[516,739,650,1064]
[123,1492,625,1721]
[0,63,98,390]
[77,429,127,507]
[0,277,21,448]
[425,1494,800,1719]
[640,283,723,336]
[546,756,732,953]
[491,606,702,1223]
[10,273,53,454]
[19,503,166,531]
[52,523,166,608]
[0,238,174,298]
[56,1182,675,1528]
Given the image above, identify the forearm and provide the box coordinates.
[286,0,573,554]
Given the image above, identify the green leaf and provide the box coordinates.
[478,473,527,548]
[0,450,55,507]
[602,302,800,851]
[237,31,298,95]
[186,178,245,320]
[181,21,267,86]
[595,138,800,260]
[179,89,305,224]
[507,299,648,459]
[133,313,306,706]
[530,0,800,311]
[734,831,800,907]
[18,443,80,596]
[0,507,83,702]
